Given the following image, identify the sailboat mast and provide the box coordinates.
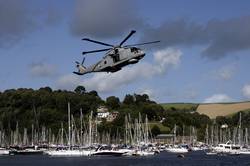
[68,102,71,148]
[174,124,176,145]
[238,112,242,145]
[88,111,93,147]
[245,128,248,146]
[80,108,83,146]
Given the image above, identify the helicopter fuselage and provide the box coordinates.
[73,30,159,75]
[75,47,145,75]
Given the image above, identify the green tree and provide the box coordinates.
[74,86,86,94]
[106,96,120,109]
[151,125,161,137]
[123,94,134,105]
[135,94,150,104]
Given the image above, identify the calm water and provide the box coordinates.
[0,151,250,166]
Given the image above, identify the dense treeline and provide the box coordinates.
[215,111,250,129]
[0,86,103,132]
[0,86,249,141]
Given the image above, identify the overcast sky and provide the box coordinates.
[1,0,250,103]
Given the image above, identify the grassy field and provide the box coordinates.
[160,103,198,111]
[196,101,250,119]
[161,101,250,119]
[149,122,170,133]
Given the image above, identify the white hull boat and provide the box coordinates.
[0,148,9,155]
[212,141,241,155]
[239,149,250,155]
[166,147,188,153]
[46,149,92,156]
[133,150,155,156]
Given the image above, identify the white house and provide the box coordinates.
[97,106,110,119]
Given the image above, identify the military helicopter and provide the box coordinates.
[73,30,160,75]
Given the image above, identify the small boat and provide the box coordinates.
[0,148,9,155]
[133,150,156,156]
[212,141,241,154]
[239,149,250,155]
[45,146,93,156]
[9,146,44,155]
[177,154,185,158]
[165,145,189,153]
[206,152,217,155]
[191,146,202,151]
[205,150,217,155]
[46,149,92,156]
[91,145,125,156]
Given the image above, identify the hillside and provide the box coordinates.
[196,101,250,119]
[160,103,198,112]
[161,101,250,119]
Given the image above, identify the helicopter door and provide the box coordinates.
[113,49,120,62]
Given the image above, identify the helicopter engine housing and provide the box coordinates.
[128,58,139,64]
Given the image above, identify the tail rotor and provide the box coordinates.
[74,57,87,75]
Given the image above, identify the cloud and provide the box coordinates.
[56,47,182,92]
[70,0,144,38]
[142,16,250,60]
[212,64,237,80]
[202,16,250,59]
[142,19,206,48]
[0,0,62,48]
[154,48,182,71]
[242,84,250,99]
[56,74,81,90]
[203,94,232,103]
[0,0,35,47]
[29,62,57,78]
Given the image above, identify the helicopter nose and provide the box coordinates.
[140,52,145,57]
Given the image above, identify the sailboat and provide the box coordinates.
[165,125,188,154]
[46,103,92,156]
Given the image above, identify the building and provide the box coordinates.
[96,106,118,122]
[97,106,109,119]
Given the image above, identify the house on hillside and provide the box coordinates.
[97,106,109,118]
[96,106,118,122]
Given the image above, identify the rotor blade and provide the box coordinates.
[81,57,85,64]
[82,48,110,55]
[119,30,136,46]
[82,38,114,47]
[124,41,160,47]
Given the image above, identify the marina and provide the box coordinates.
[0,104,249,161]
[0,102,250,156]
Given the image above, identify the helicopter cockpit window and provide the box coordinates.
[131,47,138,53]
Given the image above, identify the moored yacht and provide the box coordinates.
[91,145,125,156]
[9,146,44,155]
[212,141,241,154]
[46,147,92,156]
[0,148,9,155]
[239,148,250,155]
[165,145,189,153]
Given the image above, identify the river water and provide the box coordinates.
[0,151,249,166]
